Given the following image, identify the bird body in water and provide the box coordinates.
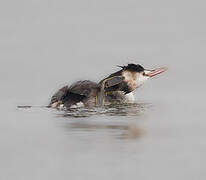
[49,64,167,109]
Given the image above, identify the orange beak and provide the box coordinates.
[146,67,168,77]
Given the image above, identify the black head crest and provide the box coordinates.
[117,64,144,72]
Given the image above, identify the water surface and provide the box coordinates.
[1,0,206,179]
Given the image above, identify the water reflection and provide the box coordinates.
[55,103,151,139]
[17,103,151,139]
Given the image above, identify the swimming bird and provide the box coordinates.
[49,64,167,109]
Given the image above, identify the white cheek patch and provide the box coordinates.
[122,71,149,90]
[135,73,149,88]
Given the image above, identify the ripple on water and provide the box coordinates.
[55,103,152,118]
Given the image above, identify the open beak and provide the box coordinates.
[145,67,168,78]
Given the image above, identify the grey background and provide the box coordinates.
[0,0,206,180]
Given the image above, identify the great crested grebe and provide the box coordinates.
[49,64,167,109]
